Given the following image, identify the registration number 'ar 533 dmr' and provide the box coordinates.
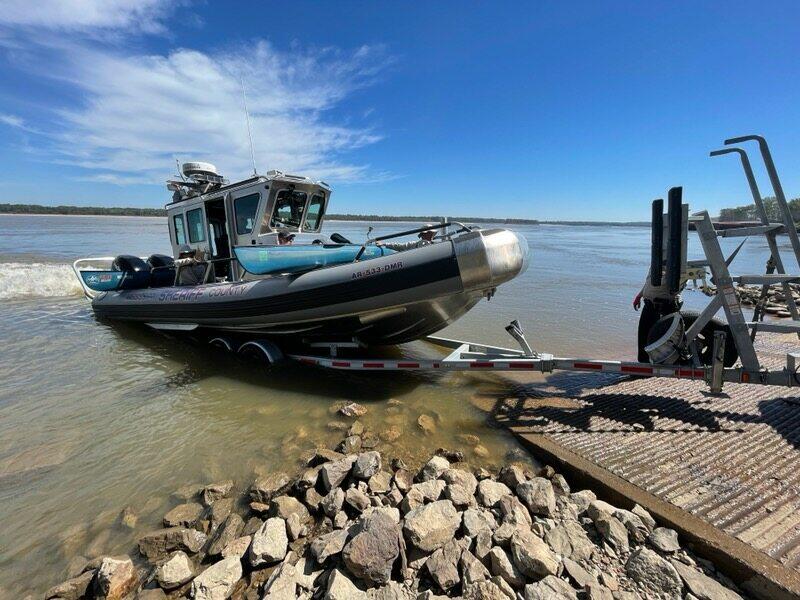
[352,261,404,280]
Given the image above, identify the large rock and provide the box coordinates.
[418,455,450,482]
[249,517,288,566]
[222,535,251,559]
[442,467,478,496]
[403,500,461,552]
[138,527,207,562]
[368,581,414,599]
[632,504,656,531]
[463,579,515,599]
[208,513,245,557]
[270,495,311,523]
[460,549,490,584]
[516,478,556,517]
[94,556,137,600]
[649,527,680,553]
[321,456,357,491]
[44,571,94,600]
[346,487,371,512]
[569,490,597,514]
[310,529,350,562]
[206,497,234,532]
[368,470,392,494]
[155,551,194,589]
[250,473,290,503]
[613,509,649,543]
[497,495,532,527]
[476,480,512,507]
[163,502,204,528]
[587,500,616,522]
[523,575,578,600]
[670,559,743,600]
[202,480,234,506]
[343,511,400,586]
[321,487,345,517]
[499,465,528,489]
[353,451,382,479]
[326,568,367,599]
[510,529,559,578]
[339,402,368,418]
[486,547,525,589]
[191,555,242,600]
[425,540,461,591]
[595,513,629,552]
[625,547,683,598]
[462,508,498,537]
[261,560,298,599]
[445,483,473,507]
[544,520,594,562]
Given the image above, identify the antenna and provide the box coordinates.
[240,77,258,176]
[175,157,186,181]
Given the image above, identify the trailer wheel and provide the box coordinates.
[237,340,284,365]
[680,311,738,367]
[208,337,232,351]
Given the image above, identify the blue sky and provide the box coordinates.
[0,1,798,220]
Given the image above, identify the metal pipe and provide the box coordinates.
[651,199,664,287]
[666,187,683,295]
[725,135,800,269]
[710,145,800,326]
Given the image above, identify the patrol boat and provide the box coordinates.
[73,162,529,348]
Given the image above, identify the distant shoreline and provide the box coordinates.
[0,203,651,227]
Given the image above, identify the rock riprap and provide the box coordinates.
[43,428,747,600]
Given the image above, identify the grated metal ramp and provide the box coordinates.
[492,333,800,598]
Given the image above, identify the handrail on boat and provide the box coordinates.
[353,221,473,261]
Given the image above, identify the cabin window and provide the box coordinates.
[187,208,206,243]
[173,214,187,245]
[304,194,325,231]
[270,189,308,229]
[234,193,260,235]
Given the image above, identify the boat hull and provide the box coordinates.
[89,229,528,346]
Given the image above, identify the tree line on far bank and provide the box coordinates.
[718,197,800,222]
[0,203,539,224]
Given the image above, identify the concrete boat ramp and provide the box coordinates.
[485,332,800,599]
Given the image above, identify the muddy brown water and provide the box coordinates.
[0,214,780,594]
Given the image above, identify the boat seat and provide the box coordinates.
[112,255,151,290]
[147,254,176,287]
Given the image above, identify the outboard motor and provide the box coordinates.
[112,255,151,290]
[147,254,176,287]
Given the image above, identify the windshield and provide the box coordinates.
[304,193,325,231]
[269,189,308,229]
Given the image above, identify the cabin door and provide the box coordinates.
[204,197,232,280]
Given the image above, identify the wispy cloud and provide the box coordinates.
[37,41,388,184]
[0,1,390,186]
[0,113,25,128]
[0,0,176,33]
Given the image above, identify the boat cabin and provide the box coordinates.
[165,163,331,281]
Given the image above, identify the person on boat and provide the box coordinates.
[175,245,207,286]
[379,225,436,252]
[633,268,682,362]
[278,231,296,245]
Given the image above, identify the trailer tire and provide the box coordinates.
[237,340,284,365]
[680,310,738,367]
[208,337,232,351]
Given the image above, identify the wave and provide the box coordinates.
[0,262,83,299]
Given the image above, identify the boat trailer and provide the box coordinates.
[282,134,800,394]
